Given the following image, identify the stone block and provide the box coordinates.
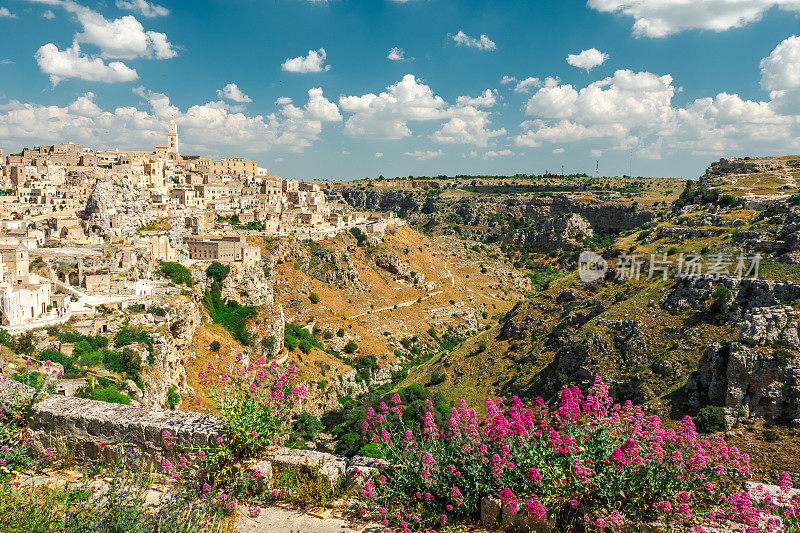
[501,506,551,533]
[245,459,273,488]
[480,497,502,527]
[345,455,387,496]
[268,447,348,489]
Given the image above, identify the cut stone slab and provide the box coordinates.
[345,455,387,496]
[268,447,348,489]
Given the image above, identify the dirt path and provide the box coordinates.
[235,506,381,532]
[346,290,445,320]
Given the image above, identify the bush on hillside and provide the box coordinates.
[90,387,131,405]
[158,260,194,287]
[695,405,727,433]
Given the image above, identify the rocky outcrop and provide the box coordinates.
[140,298,202,408]
[687,342,800,426]
[80,179,153,238]
[333,187,656,234]
[223,262,274,307]
[707,157,789,176]
[663,276,800,315]
[503,213,593,252]
[322,250,361,288]
[739,306,799,348]
[373,253,437,290]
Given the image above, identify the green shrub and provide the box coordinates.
[103,348,142,384]
[205,261,230,284]
[774,348,795,367]
[38,348,77,373]
[158,260,194,286]
[349,227,367,245]
[284,334,299,352]
[308,292,320,304]
[209,340,221,352]
[343,340,358,354]
[696,405,726,433]
[203,263,255,346]
[90,387,131,405]
[427,372,447,386]
[114,324,153,354]
[718,194,740,208]
[166,385,180,410]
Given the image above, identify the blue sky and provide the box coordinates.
[1,0,800,179]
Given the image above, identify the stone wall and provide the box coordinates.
[27,395,225,467]
[20,392,381,496]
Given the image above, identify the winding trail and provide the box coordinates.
[346,290,444,320]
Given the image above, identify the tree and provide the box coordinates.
[309,292,320,304]
[344,340,358,354]
[349,227,367,245]
[209,341,221,352]
[206,262,230,285]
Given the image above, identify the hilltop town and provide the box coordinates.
[0,118,397,333]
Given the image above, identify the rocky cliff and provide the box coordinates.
[80,179,154,238]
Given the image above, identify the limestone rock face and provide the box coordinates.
[322,250,361,288]
[81,179,153,238]
[707,157,785,176]
[373,253,437,290]
[739,306,799,348]
[504,213,593,252]
[222,262,274,307]
[138,298,202,408]
[663,276,800,315]
[687,342,800,426]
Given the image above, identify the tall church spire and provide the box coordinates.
[167,115,179,155]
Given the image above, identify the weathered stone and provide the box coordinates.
[345,455,387,496]
[268,446,348,489]
[480,497,502,526]
[687,342,800,426]
[28,396,225,468]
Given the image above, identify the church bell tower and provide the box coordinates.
[167,115,179,156]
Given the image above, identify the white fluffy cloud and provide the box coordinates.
[35,42,139,85]
[387,47,405,61]
[282,48,330,73]
[588,0,800,38]
[340,74,447,139]
[0,7,16,17]
[451,30,496,51]
[515,66,796,158]
[217,83,252,103]
[760,35,800,91]
[0,87,341,155]
[405,149,443,160]
[115,0,169,17]
[760,35,800,113]
[566,48,609,71]
[500,75,546,93]
[43,9,56,18]
[30,0,177,60]
[339,75,505,146]
[455,89,498,108]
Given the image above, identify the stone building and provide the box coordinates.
[185,235,259,264]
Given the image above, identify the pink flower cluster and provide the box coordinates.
[358,375,777,533]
